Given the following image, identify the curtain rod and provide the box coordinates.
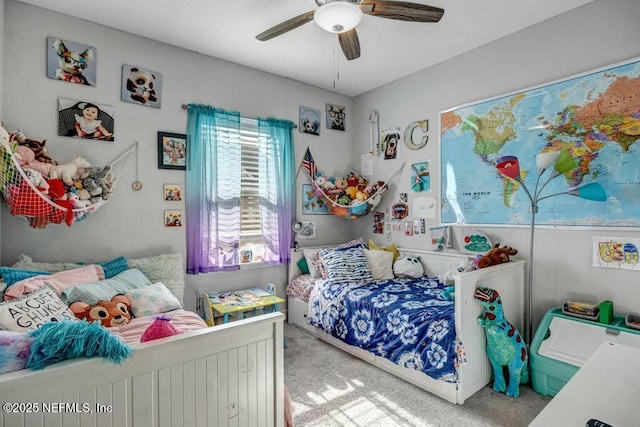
[181,104,297,128]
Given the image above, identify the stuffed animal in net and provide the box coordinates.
[474,286,529,397]
[69,295,132,327]
[393,256,424,278]
[476,243,518,269]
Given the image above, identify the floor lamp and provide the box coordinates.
[495,150,607,345]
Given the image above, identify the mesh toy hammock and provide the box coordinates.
[0,127,135,228]
[301,149,404,219]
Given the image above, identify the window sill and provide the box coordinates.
[239,261,276,271]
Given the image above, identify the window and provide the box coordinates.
[238,119,265,263]
[185,105,295,274]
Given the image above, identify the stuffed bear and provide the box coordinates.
[438,258,476,285]
[70,295,132,327]
[476,243,518,269]
[393,256,424,278]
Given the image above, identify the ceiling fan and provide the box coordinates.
[256,0,444,61]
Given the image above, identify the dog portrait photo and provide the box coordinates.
[326,103,346,131]
[299,106,320,136]
[47,37,96,86]
[58,98,115,141]
[121,64,162,108]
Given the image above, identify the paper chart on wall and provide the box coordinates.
[593,236,640,271]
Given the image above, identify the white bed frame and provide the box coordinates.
[0,312,285,427]
[287,247,525,405]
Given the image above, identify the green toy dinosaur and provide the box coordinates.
[474,286,529,397]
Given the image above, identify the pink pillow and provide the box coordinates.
[3,265,105,301]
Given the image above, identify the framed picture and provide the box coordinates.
[299,106,321,135]
[381,127,401,160]
[302,184,329,214]
[58,98,114,141]
[326,103,345,131]
[47,37,96,87]
[158,132,187,170]
[163,184,182,201]
[121,64,162,108]
[240,250,253,263]
[296,221,316,239]
[164,210,183,227]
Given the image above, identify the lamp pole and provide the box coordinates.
[496,150,607,346]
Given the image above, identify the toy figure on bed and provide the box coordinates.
[474,286,529,397]
[70,295,132,327]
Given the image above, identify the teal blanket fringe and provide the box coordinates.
[27,320,132,370]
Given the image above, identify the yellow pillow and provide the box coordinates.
[368,239,400,261]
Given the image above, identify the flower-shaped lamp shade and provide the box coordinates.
[570,182,607,201]
[496,156,521,180]
[553,149,577,174]
[536,151,561,170]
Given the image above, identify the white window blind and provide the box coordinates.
[239,118,262,240]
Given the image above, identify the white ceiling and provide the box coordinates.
[17,0,595,97]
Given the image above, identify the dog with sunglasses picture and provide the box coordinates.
[51,39,95,86]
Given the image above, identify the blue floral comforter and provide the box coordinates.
[308,276,460,383]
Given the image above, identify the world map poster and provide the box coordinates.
[440,58,640,226]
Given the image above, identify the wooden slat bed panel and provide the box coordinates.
[0,313,284,427]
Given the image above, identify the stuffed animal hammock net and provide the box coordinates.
[300,148,404,219]
[0,125,134,228]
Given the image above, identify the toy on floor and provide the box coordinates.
[476,243,518,269]
[474,286,529,397]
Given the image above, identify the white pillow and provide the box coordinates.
[0,286,78,332]
[128,254,184,304]
[363,249,394,281]
[125,282,182,317]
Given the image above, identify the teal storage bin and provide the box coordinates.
[530,307,640,397]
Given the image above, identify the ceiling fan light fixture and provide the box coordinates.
[314,2,363,34]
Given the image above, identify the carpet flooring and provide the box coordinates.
[284,322,551,427]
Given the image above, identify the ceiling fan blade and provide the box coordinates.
[360,1,444,22]
[338,29,361,61]
[256,11,316,41]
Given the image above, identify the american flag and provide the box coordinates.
[301,147,317,177]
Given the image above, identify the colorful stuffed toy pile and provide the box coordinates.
[2,128,114,227]
[313,168,385,208]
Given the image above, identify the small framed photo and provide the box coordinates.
[326,103,345,131]
[121,64,162,108]
[163,184,182,201]
[302,184,329,214]
[47,37,96,87]
[158,132,187,170]
[240,250,253,263]
[299,106,321,135]
[297,221,316,239]
[164,210,183,227]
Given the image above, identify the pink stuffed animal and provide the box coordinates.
[14,146,52,176]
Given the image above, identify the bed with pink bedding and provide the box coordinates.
[0,252,286,426]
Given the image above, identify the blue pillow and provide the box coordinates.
[98,256,129,279]
[0,267,50,286]
[61,268,152,305]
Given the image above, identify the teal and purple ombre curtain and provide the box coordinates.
[185,105,295,273]
[186,104,241,273]
[258,118,296,265]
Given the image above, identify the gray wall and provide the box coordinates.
[0,1,355,311]
[352,0,640,330]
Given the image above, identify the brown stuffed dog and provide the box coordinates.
[476,243,518,269]
[70,295,132,327]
